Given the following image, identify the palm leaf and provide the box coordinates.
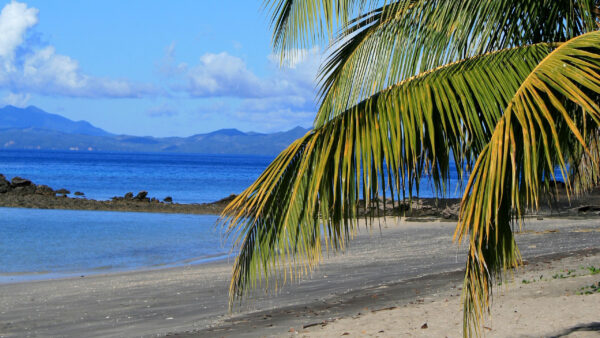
[265,0,380,61]
[315,0,599,126]
[456,30,600,336]
[221,43,554,306]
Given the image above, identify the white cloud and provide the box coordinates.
[0,1,37,71]
[181,52,266,97]
[168,47,323,100]
[0,1,159,98]
[162,45,323,131]
[2,91,30,107]
[17,46,158,97]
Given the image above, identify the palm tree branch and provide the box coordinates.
[456,30,600,336]
[221,42,554,307]
[314,0,599,127]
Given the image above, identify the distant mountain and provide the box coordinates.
[0,105,112,136]
[0,106,310,156]
[203,128,247,137]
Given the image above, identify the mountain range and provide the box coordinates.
[0,105,309,155]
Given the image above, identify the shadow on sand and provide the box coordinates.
[545,322,600,337]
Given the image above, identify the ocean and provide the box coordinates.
[0,149,274,204]
[0,149,463,282]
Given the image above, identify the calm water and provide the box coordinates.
[0,149,466,280]
[0,149,274,204]
[0,208,226,282]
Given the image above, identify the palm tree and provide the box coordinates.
[221,1,600,335]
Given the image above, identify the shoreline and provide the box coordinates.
[3,174,600,217]
[0,252,234,286]
[1,217,599,337]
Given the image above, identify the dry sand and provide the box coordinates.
[285,253,600,338]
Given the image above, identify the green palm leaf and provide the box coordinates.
[221,43,553,306]
[265,0,380,60]
[315,0,599,126]
[456,30,600,336]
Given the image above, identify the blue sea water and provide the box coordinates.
[0,208,226,282]
[0,149,466,281]
[0,149,274,204]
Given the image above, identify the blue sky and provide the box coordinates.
[0,0,322,136]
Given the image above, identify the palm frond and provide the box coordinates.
[315,0,599,126]
[264,0,380,61]
[455,30,600,337]
[221,43,554,306]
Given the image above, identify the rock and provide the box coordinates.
[10,177,32,187]
[134,191,148,201]
[124,192,134,199]
[74,191,84,196]
[150,197,159,203]
[35,185,55,196]
[0,174,10,193]
[211,194,237,205]
[163,196,173,203]
[12,185,36,195]
[421,323,428,329]
[440,204,460,219]
[55,188,70,195]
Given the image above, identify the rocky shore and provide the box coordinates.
[1,174,599,217]
[0,174,235,215]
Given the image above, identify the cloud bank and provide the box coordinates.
[0,1,159,99]
[164,45,322,131]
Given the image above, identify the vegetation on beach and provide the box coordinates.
[220,1,600,336]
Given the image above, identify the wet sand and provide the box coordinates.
[1,217,599,337]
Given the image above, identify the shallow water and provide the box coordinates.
[0,207,228,282]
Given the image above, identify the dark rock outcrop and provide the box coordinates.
[134,191,148,201]
[0,173,236,215]
[55,188,70,195]
[10,177,36,195]
[35,185,55,196]
[212,194,237,205]
[0,175,10,193]
[11,177,32,187]
[163,196,173,203]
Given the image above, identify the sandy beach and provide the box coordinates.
[1,217,599,337]
[283,252,600,337]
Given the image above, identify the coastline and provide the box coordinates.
[3,174,600,217]
[0,252,233,285]
[1,216,599,337]
[0,193,232,215]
